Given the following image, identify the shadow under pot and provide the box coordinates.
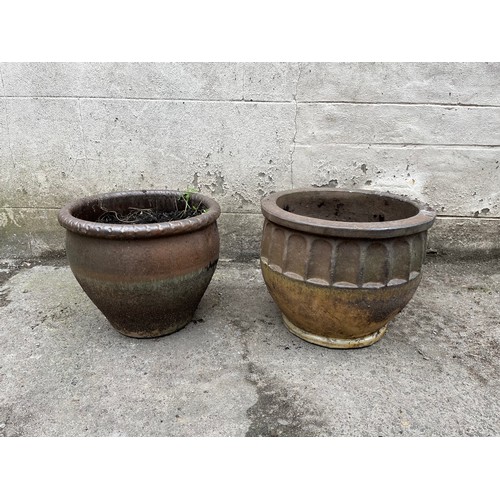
[58,190,221,338]
[260,188,436,349]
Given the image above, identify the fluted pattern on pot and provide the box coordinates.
[261,220,427,289]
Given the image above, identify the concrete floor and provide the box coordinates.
[0,254,499,436]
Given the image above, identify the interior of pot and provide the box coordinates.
[70,192,207,223]
[277,190,420,223]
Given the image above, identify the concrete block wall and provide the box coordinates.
[1,62,499,260]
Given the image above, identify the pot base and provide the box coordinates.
[282,314,387,349]
[109,318,192,339]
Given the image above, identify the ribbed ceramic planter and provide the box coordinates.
[58,190,220,338]
[260,188,436,348]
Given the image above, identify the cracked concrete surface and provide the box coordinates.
[289,62,302,189]
[0,255,499,436]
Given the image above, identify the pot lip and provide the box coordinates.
[261,188,436,238]
[58,189,221,239]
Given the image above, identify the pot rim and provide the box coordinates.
[261,188,436,238]
[58,189,221,239]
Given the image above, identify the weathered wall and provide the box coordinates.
[1,62,499,260]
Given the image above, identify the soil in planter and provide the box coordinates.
[97,198,206,224]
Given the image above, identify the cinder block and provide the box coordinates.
[296,102,500,146]
[0,99,88,207]
[243,63,299,102]
[428,217,500,258]
[2,207,499,261]
[1,63,244,100]
[298,62,500,105]
[0,208,63,258]
[292,144,500,217]
[218,212,263,261]
[0,99,14,183]
[79,99,295,212]
[1,98,85,207]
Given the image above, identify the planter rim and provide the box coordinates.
[58,190,221,240]
[261,188,436,239]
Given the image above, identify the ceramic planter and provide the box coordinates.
[58,190,220,338]
[260,188,436,348]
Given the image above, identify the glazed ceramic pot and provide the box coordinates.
[260,188,436,348]
[58,190,220,338]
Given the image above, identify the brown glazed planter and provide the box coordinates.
[260,188,436,349]
[58,190,220,338]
